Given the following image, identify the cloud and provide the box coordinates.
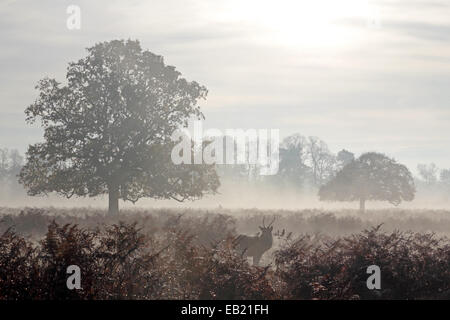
[386,21,450,42]
[0,0,449,170]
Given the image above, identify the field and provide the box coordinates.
[1,207,449,300]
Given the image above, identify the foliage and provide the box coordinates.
[319,152,415,210]
[1,209,449,300]
[19,39,219,215]
[275,226,450,299]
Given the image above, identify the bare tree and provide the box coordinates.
[306,136,336,187]
[0,148,9,178]
[0,148,23,180]
[440,169,450,190]
[417,163,439,185]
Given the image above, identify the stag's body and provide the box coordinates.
[235,218,274,266]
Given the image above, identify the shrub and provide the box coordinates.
[1,209,449,300]
[275,226,450,299]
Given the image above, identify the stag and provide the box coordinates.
[234,217,275,266]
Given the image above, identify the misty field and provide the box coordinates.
[1,207,449,300]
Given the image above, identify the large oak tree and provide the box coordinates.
[319,152,415,212]
[19,40,219,215]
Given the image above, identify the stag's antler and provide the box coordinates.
[268,216,276,227]
[262,217,266,228]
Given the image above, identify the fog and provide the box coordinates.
[1,0,450,302]
[1,178,449,212]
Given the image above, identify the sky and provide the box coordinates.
[1,0,450,173]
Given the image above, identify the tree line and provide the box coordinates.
[6,39,449,214]
[0,148,24,196]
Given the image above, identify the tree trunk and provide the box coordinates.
[359,198,366,213]
[108,184,119,216]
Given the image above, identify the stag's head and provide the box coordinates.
[259,217,276,239]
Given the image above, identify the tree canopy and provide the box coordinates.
[318,152,415,211]
[19,39,219,214]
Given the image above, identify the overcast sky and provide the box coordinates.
[1,0,449,172]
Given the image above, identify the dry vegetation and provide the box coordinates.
[0,207,449,300]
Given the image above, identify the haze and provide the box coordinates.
[1,0,450,171]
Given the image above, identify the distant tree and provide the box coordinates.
[319,152,415,212]
[336,149,355,168]
[306,136,336,187]
[214,135,266,183]
[0,148,24,197]
[0,148,9,179]
[8,149,23,177]
[441,169,450,186]
[0,148,23,180]
[19,40,219,215]
[417,163,439,185]
[275,134,312,188]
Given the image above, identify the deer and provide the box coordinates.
[234,217,275,266]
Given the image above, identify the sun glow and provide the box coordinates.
[212,0,379,48]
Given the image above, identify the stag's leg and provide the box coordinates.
[253,254,262,266]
